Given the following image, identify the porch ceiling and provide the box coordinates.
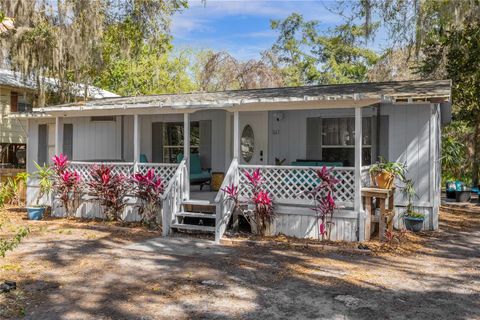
[9,79,451,118]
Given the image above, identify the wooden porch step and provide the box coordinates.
[176,211,216,219]
[171,223,215,232]
[182,199,213,206]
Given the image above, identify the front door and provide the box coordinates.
[239,111,268,165]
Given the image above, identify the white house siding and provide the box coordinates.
[380,103,440,230]
[266,206,358,241]
[64,116,123,161]
[0,86,27,144]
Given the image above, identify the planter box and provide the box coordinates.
[455,191,471,203]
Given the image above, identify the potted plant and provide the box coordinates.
[369,157,406,189]
[402,179,425,232]
[26,162,53,220]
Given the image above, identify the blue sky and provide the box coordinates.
[171,0,370,61]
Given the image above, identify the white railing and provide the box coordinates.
[69,161,179,186]
[361,165,371,186]
[238,164,356,207]
[137,163,178,184]
[70,161,134,181]
[214,158,239,243]
[162,159,188,236]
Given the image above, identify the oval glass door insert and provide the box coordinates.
[241,125,255,163]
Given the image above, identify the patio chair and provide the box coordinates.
[140,154,148,163]
[176,153,211,190]
[289,161,343,186]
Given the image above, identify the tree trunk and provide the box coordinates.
[472,118,480,186]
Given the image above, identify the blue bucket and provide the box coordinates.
[27,207,45,220]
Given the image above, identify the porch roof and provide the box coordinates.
[11,79,451,118]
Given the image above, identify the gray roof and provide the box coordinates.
[0,69,119,99]
[44,79,450,110]
[10,79,451,118]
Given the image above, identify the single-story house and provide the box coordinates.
[15,80,451,243]
[0,68,118,167]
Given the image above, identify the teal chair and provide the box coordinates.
[290,161,343,185]
[176,153,211,190]
[140,154,148,163]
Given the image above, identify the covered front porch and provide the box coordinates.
[27,103,373,243]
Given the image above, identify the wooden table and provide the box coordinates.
[361,187,395,241]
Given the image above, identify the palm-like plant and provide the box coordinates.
[33,162,53,206]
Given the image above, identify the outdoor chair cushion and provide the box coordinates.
[176,153,211,183]
[190,171,212,183]
[290,161,343,167]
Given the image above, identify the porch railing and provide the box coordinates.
[69,161,178,185]
[162,159,188,236]
[237,164,358,207]
[214,158,238,243]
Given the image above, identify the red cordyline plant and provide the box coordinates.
[306,166,341,240]
[87,165,130,221]
[132,169,165,226]
[222,168,275,235]
[51,154,83,216]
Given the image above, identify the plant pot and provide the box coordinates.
[455,190,471,203]
[404,216,424,232]
[26,207,45,220]
[371,171,394,189]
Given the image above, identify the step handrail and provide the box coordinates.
[214,158,238,243]
[162,159,187,236]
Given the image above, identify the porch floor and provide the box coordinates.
[190,185,217,203]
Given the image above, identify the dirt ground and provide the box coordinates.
[0,204,479,320]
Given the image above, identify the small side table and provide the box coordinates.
[361,187,395,241]
[211,172,225,192]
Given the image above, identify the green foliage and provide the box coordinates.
[401,179,417,214]
[404,211,425,219]
[369,157,407,182]
[269,13,379,86]
[95,47,195,96]
[441,121,471,184]
[33,161,53,205]
[420,21,480,184]
[0,0,189,104]
[0,212,29,258]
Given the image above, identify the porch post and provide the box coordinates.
[133,114,141,164]
[233,111,239,159]
[184,113,190,200]
[55,116,63,155]
[355,106,365,241]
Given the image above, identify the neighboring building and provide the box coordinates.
[16,80,451,243]
[0,69,118,167]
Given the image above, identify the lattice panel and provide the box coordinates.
[69,162,134,182]
[238,166,355,204]
[137,164,178,185]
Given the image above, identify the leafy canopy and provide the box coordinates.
[269,13,379,86]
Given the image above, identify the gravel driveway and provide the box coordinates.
[1,206,479,319]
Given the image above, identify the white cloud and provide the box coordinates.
[171,1,346,60]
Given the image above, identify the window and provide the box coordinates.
[306,117,373,166]
[18,95,32,112]
[10,92,18,112]
[163,122,200,163]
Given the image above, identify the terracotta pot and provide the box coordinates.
[371,171,394,189]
